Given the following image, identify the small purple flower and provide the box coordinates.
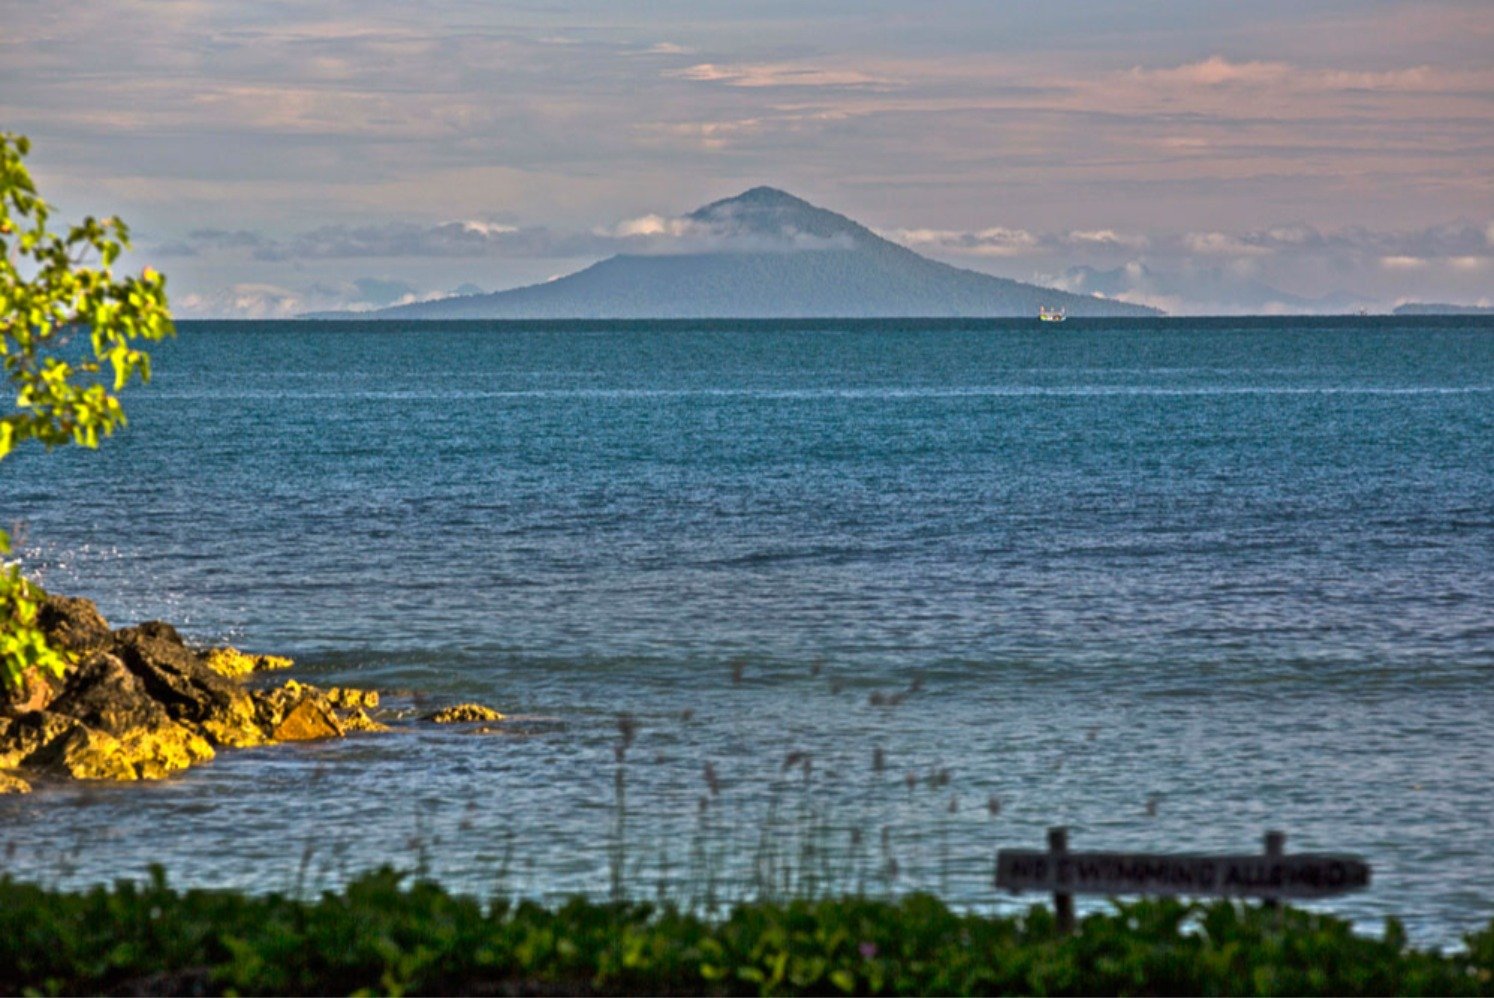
[859,941,878,960]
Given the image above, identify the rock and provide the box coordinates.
[3,591,394,788]
[49,653,173,736]
[0,665,60,715]
[335,707,388,734]
[202,647,294,678]
[0,711,139,781]
[115,726,214,779]
[265,684,387,734]
[427,703,504,724]
[23,716,137,781]
[111,630,265,748]
[0,711,74,768]
[325,687,379,709]
[0,718,24,769]
[45,653,214,777]
[270,698,344,742]
[0,592,114,715]
[201,647,257,678]
[253,680,349,742]
[250,679,303,731]
[132,620,185,646]
[36,594,113,654]
[3,687,213,782]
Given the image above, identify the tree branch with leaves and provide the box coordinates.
[0,133,173,690]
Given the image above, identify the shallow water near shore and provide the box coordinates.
[2,317,1491,944]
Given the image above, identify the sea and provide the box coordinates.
[2,317,1490,944]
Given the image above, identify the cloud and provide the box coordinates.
[173,277,484,318]
[897,215,1494,314]
[884,226,1039,257]
[668,62,891,89]
[169,221,612,261]
[1066,229,1149,250]
[175,283,306,319]
[1129,56,1292,88]
[599,208,859,255]
[1125,55,1453,93]
[605,214,697,239]
[162,202,869,264]
[1184,232,1275,257]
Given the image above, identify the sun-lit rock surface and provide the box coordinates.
[427,703,505,723]
[202,646,295,678]
[0,594,393,788]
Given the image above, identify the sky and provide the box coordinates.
[2,0,1491,316]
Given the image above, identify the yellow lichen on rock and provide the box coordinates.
[336,707,389,733]
[0,712,77,769]
[115,723,216,779]
[428,703,504,724]
[28,718,137,781]
[201,648,256,677]
[193,689,270,748]
[325,687,379,709]
[251,680,385,737]
[203,647,294,678]
[2,708,214,781]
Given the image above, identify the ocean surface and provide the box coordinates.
[2,317,1490,943]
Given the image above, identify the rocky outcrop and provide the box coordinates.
[0,595,390,792]
[427,703,504,723]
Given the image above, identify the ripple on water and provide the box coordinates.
[1,318,1491,944]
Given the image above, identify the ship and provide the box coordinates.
[1039,306,1066,322]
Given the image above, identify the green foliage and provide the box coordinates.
[0,133,172,690]
[0,536,69,691]
[0,870,1488,996]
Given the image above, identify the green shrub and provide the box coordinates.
[0,869,1488,995]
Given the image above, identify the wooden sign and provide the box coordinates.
[996,829,1371,931]
[997,847,1370,899]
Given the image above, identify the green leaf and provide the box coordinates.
[0,132,173,690]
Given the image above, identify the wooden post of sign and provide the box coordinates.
[1263,830,1285,918]
[1049,826,1075,934]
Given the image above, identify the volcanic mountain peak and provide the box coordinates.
[311,187,1162,319]
[685,186,877,248]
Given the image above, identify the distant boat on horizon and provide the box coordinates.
[1039,306,1066,322]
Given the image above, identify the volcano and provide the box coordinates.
[338,187,1161,319]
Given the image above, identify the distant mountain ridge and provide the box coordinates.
[310,187,1160,319]
[1392,302,1494,316]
